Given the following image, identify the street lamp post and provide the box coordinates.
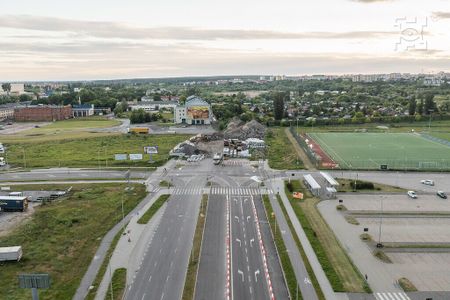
[377,196,384,248]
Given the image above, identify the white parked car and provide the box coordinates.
[407,191,418,199]
[420,180,435,186]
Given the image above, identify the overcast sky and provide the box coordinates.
[1,0,449,81]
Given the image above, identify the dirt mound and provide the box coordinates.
[224,119,266,140]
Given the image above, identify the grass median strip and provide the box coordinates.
[283,180,371,293]
[137,194,170,224]
[110,268,127,300]
[182,194,208,300]
[262,195,299,299]
[275,194,325,300]
[0,183,146,299]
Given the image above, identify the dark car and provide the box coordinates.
[437,191,447,199]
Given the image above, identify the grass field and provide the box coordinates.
[1,118,121,143]
[5,134,190,168]
[309,132,450,170]
[0,183,147,300]
[265,128,304,170]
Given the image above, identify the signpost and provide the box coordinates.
[18,274,50,300]
[144,146,158,163]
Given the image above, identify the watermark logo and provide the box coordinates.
[394,17,428,51]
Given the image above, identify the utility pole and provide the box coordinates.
[377,196,384,248]
[428,109,434,132]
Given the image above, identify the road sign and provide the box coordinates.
[18,274,50,289]
[114,154,127,161]
[129,154,143,161]
[144,146,158,154]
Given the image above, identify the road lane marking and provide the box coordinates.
[148,275,152,282]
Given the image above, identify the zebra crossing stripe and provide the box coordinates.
[375,293,410,300]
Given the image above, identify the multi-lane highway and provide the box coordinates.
[125,176,204,300]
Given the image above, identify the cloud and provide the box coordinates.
[351,0,394,3]
[0,15,397,41]
[432,11,450,19]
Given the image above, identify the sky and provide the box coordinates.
[0,0,449,81]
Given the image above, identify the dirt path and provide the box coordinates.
[284,127,316,170]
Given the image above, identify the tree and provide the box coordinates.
[1,83,11,95]
[418,98,424,115]
[273,92,285,120]
[424,93,436,114]
[408,97,416,115]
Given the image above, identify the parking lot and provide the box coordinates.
[319,192,450,291]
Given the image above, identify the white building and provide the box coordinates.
[130,101,178,112]
[175,96,212,125]
[72,104,94,117]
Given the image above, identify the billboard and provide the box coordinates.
[144,146,158,154]
[129,154,143,161]
[187,106,209,119]
[115,154,127,161]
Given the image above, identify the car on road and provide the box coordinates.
[6,122,12,125]
[421,179,435,186]
[437,191,447,199]
[407,190,418,199]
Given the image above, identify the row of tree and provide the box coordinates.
[408,93,437,115]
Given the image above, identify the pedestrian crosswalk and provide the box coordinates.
[374,292,411,300]
[168,187,275,195]
[171,188,204,195]
[221,160,250,166]
[210,187,274,195]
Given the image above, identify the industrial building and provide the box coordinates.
[14,105,72,122]
[175,96,212,125]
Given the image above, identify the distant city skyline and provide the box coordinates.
[0,0,449,81]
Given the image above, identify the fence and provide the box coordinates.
[289,127,321,167]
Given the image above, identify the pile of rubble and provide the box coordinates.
[224,119,266,140]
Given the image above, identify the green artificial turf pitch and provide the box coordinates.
[308,132,450,170]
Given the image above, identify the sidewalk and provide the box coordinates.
[271,179,344,300]
[94,189,168,300]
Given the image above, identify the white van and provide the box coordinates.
[0,157,6,166]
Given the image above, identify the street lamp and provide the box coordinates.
[377,196,384,248]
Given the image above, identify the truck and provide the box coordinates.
[0,196,28,212]
[128,127,149,134]
[0,246,23,262]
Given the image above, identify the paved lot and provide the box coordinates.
[388,253,450,291]
[339,194,450,212]
[321,193,450,293]
[357,217,450,243]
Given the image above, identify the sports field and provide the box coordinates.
[308,132,450,170]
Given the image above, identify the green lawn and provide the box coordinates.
[0,183,147,300]
[309,132,450,170]
[431,132,450,142]
[265,128,304,170]
[36,118,120,130]
[137,194,170,224]
[5,134,190,168]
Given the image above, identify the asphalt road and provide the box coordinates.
[194,192,227,300]
[125,176,203,300]
[230,193,270,299]
[0,169,150,181]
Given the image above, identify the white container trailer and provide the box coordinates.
[0,246,23,262]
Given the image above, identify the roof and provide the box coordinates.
[72,104,94,109]
[185,96,210,107]
[320,172,339,186]
[133,101,178,106]
[0,196,28,200]
[303,174,321,190]
[0,246,21,253]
